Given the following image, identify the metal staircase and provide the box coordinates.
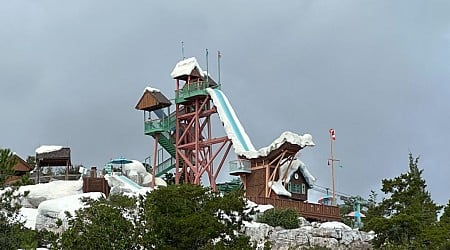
[144,110,179,177]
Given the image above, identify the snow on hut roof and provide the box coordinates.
[144,86,160,93]
[35,145,63,154]
[170,57,204,79]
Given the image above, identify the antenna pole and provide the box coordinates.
[206,49,209,82]
[218,51,221,84]
[181,41,185,59]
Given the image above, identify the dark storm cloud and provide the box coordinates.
[1,1,449,204]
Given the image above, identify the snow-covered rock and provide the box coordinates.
[119,160,167,187]
[35,192,104,233]
[320,221,352,230]
[20,207,38,230]
[19,180,83,208]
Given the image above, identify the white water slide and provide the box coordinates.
[206,88,315,159]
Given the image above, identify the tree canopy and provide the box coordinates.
[364,154,446,248]
[0,148,37,249]
[52,184,252,249]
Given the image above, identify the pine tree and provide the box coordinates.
[143,184,252,249]
[0,148,16,184]
[364,154,442,248]
[436,200,450,248]
[52,195,140,249]
[0,148,37,248]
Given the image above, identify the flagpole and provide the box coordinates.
[331,135,335,206]
[329,129,337,206]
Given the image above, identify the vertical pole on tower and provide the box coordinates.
[206,49,209,82]
[217,51,221,84]
[181,41,185,59]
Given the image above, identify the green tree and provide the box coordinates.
[0,148,16,184]
[26,155,36,170]
[435,200,450,249]
[364,154,442,248]
[52,184,251,249]
[143,184,252,249]
[52,194,140,249]
[0,148,37,249]
[256,208,299,229]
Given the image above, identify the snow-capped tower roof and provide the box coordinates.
[135,86,171,112]
[170,57,205,80]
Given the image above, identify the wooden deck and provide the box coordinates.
[248,196,341,222]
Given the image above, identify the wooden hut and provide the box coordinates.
[135,87,171,112]
[36,146,71,183]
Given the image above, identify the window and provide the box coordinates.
[288,183,301,194]
[287,182,304,194]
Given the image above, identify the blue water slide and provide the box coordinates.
[116,175,143,190]
[209,88,252,151]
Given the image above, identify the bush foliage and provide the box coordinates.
[257,208,299,229]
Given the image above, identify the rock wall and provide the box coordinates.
[244,220,375,249]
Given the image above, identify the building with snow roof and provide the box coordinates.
[35,145,72,183]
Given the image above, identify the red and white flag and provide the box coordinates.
[329,129,336,140]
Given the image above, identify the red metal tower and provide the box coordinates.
[172,58,232,190]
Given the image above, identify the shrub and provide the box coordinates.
[257,208,299,229]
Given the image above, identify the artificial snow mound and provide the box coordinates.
[112,160,167,188]
[19,180,83,208]
[35,192,104,232]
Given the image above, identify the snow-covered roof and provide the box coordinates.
[144,86,161,93]
[170,57,205,79]
[279,159,316,187]
[35,145,63,154]
[242,132,315,159]
[269,181,292,197]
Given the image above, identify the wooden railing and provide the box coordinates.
[247,196,341,221]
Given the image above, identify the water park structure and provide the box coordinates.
[135,56,340,221]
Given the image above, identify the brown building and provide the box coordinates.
[231,140,341,221]
[5,154,33,185]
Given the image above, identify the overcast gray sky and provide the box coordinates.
[1,1,449,205]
